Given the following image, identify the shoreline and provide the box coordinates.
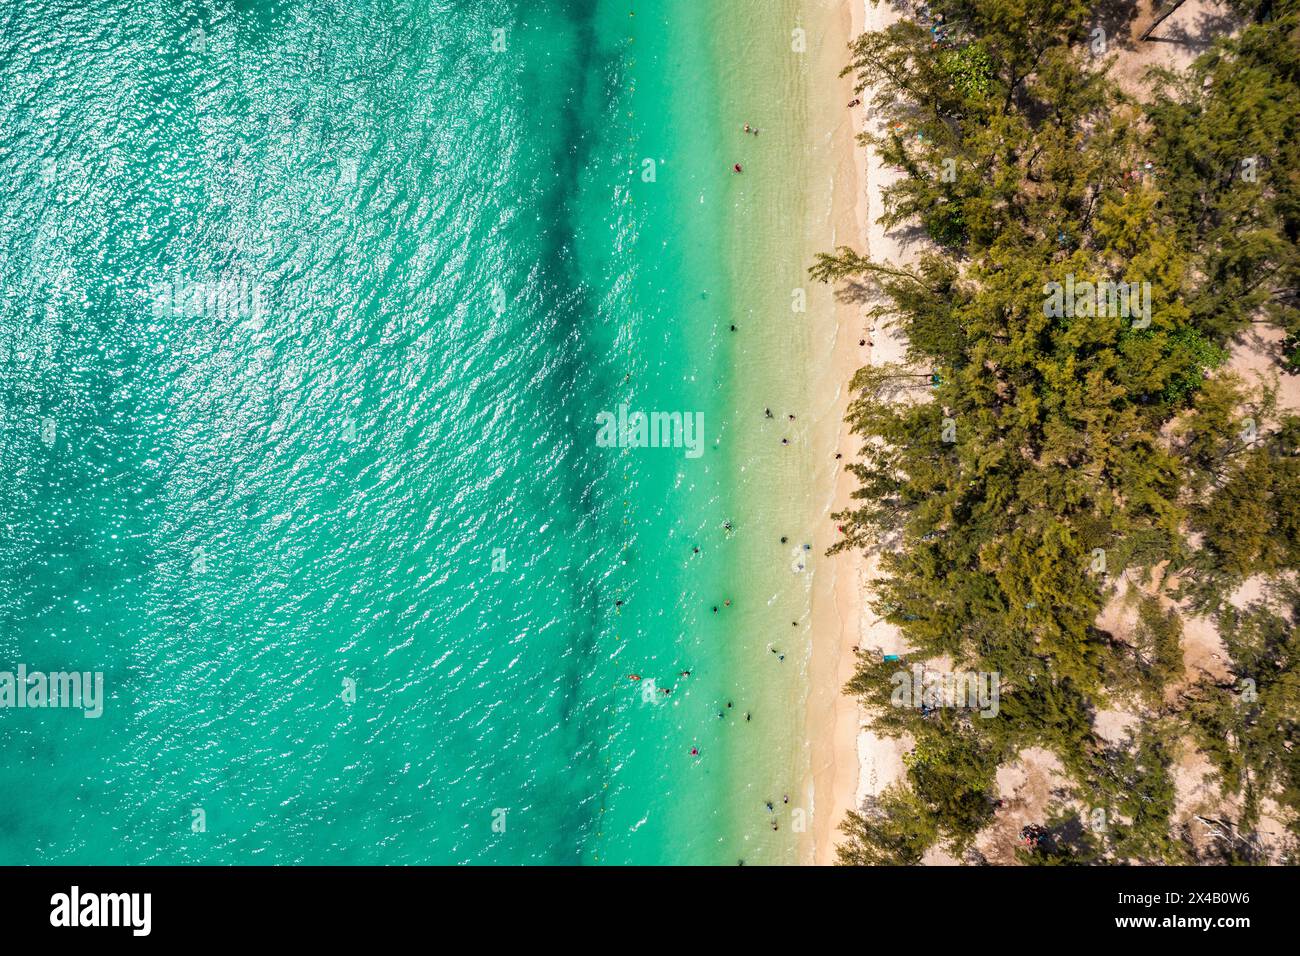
[709,0,899,864]
[804,0,916,866]
[711,0,865,864]
[802,0,870,866]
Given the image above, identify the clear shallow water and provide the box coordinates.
[0,0,805,864]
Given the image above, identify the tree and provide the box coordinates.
[837,785,940,865]
[824,0,1300,863]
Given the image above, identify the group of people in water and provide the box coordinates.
[763,407,798,445]
[732,122,760,173]
[617,211,842,795]
[765,794,791,830]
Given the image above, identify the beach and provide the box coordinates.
[703,0,884,864]
[801,0,870,867]
[803,0,918,866]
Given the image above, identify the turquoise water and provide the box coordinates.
[0,0,782,863]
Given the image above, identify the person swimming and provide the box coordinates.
[733,163,742,173]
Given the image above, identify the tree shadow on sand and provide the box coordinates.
[1092,0,1144,50]
[1141,0,1240,52]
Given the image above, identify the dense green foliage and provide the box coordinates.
[825,0,1300,865]
[1147,1,1300,358]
